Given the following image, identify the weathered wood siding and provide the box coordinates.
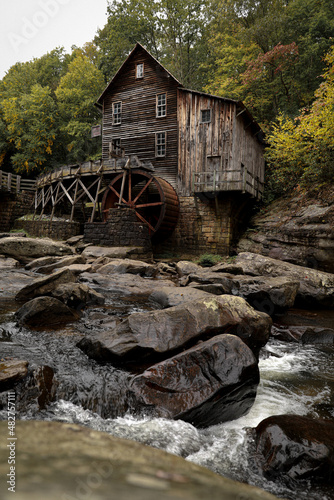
[101,47,179,188]
[177,89,265,198]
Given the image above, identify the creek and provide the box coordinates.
[0,270,333,500]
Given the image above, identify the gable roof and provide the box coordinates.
[96,42,183,105]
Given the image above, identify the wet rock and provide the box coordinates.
[184,271,233,293]
[79,271,176,300]
[252,414,334,485]
[32,254,87,274]
[15,296,80,327]
[301,327,334,345]
[0,359,29,391]
[176,260,203,276]
[25,255,64,270]
[78,295,271,365]
[129,334,259,427]
[0,237,73,263]
[0,421,280,500]
[51,283,105,310]
[63,263,93,275]
[231,252,334,309]
[229,276,299,316]
[15,268,77,302]
[149,286,211,308]
[271,324,334,344]
[82,245,153,261]
[97,258,157,277]
[0,256,19,268]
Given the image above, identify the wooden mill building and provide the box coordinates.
[95,42,265,255]
[33,43,265,255]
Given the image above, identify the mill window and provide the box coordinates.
[113,102,122,125]
[201,109,211,123]
[156,93,167,117]
[156,132,166,157]
[136,63,144,79]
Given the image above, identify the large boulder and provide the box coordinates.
[0,359,29,391]
[97,258,157,277]
[51,283,105,310]
[82,245,153,261]
[237,187,334,273]
[0,237,73,263]
[251,414,334,485]
[15,268,77,302]
[78,295,271,365]
[272,324,334,344]
[15,296,80,327]
[149,286,212,308]
[30,254,87,274]
[230,252,334,308]
[0,420,280,500]
[129,334,259,428]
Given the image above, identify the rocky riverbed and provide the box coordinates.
[0,235,333,499]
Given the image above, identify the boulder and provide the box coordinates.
[25,255,64,270]
[97,258,157,277]
[149,286,212,308]
[231,252,334,309]
[31,254,87,274]
[82,245,153,261]
[79,272,176,300]
[271,324,334,344]
[77,295,271,365]
[184,271,233,294]
[176,260,203,276]
[0,256,19,268]
[237,186,334,273]
[251,414,334,485]
[0,359,29,390]
[0,420,280,500]
[15,296,79,327]
[51,283,105,310]
[229,276,299,315]
[129,334,259,428]
[0,237,73,263]
[15,268,77,302]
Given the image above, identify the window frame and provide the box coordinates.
[112,101,122,125]
[200,109,211,123]
[136,63,144,79]
[155,131,166,157]
[156,93,167,118]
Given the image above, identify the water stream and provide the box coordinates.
[1,274,333,500]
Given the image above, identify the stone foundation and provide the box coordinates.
[154,193,254,257]
[0,191,34,232]
[13,219,81,240]
[84,208,151,250]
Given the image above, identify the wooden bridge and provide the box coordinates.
[0,170,36,193]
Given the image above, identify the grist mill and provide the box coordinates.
[32,42,265,256]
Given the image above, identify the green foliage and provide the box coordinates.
[198,253,223,267]
[265,44,334,195]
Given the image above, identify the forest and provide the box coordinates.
[0,0,333,199]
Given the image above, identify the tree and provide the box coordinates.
[55,54,105,163]
[1,84,58,175]
[265,44,334,195]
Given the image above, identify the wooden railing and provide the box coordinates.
[193,167,264,199]
[0,170,36,193]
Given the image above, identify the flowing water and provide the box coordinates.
[1,277,333,500]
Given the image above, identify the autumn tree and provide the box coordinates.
[1,84,58,175]
[55,54,105,163]
[265,44,334,196]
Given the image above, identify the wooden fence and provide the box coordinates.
[0,170,36,193]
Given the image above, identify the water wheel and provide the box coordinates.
[101,169,179,241]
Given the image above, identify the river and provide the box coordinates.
[0,270,333,500]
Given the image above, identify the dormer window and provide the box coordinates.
[136,63,144,79]
[156,93,166,117]
[201,109,211,123]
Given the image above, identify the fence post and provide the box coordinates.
[7,173,12,191]
[16,175,21,193]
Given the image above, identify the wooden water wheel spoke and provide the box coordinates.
[101,169,179,240]
[108,184,127,205]
[135,211,156,232]
[135,201,163,208]
[132,177,153,204]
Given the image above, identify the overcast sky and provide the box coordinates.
[0,0,109,79]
